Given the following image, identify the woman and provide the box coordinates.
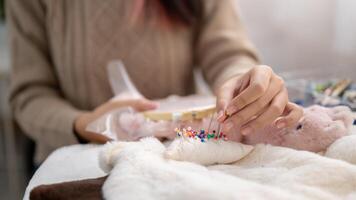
[7,0,302,164]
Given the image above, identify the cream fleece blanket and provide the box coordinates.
[99,132,356,200]
[24,127,356,200]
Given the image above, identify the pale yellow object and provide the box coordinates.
[142,106,216,121]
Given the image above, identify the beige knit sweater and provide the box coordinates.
[7,0,258,163]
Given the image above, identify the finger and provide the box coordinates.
[131,99,159,112]
[216,78,240,122]
[274,102,303,129]
[238,74,251,94]
[84,131,111,144]
[224,75,284,131]
[240,87,288,135]
[226,66,272,116]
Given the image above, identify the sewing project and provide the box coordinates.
[88,61,354,153]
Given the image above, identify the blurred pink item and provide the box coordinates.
[242,105,354,152]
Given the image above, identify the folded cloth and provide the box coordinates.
[30,176,107,200]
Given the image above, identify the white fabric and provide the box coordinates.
[24,126,356,200]
[165,138,254,165]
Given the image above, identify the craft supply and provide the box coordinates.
[343,90,356,110]
[330,79,351,97]
[142,96,216,121]
[206,113,214,134]
[288,78,356,109]
[175,126,228,142]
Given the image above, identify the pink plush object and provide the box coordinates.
[242,105,354,152]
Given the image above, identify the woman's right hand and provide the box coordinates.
[74,98,158,143]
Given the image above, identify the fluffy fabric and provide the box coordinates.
[325,135,356,164]
[242,105,354,152]
[100,134,356,200]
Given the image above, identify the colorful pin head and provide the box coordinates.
[174,126,228,142]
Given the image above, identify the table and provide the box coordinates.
[23,144,107,200]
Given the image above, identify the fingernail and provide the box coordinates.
[275,120,286,129]
[276,121,287,129]
[241,126,252,135]
[224,121,234,131]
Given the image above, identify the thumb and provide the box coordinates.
[131,99,158,112]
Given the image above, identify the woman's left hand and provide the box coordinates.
[216,65,303,135]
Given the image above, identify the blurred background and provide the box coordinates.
[0,0,355,199]
[238,0,356,80]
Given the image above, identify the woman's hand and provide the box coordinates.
[74,99,158,143]
[216,65,303,135]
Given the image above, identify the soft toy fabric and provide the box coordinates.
[165,139,254,165]
[325,134,356,164]
[242,105,354,152]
